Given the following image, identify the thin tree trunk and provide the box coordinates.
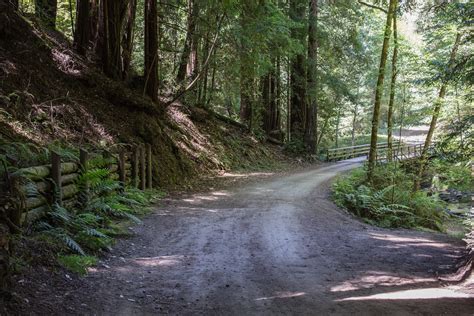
[414,32,462,190]
[387,14,398,162]
[74,0,90,55]
[305,0,318,153]
[335,107,341,148]
[144,0,159,101]
[367,0,397,181]
[122,0,137,80]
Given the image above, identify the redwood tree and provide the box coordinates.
[74,0,90,55]
[177,0,200,83]
[144,0,159,102]
[305,0,318,153]
[289,0,307,142]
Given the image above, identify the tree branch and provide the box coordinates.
[165,14,225,106]
[358,1,387,13]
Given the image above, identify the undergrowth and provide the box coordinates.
[3,142,163,276]
[332,164,447,230]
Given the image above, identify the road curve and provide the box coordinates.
[46,161,473,315]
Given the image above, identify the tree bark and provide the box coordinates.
[122,0,137,80]
[305,0,318,153]
[239,2,253,128]
[387,14,398,162]
[144,0,159,101]
[177,0,199,83]
[414,32,462,190]
[35,0,57,28]
[289,0,307,141]
[367,0,397,181]
[101,0,130,79]
[74,0,90,55]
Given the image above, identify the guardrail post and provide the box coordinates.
[146,144,152,189]
[51,151,62,206]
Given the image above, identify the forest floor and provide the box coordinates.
[9,159,474,315]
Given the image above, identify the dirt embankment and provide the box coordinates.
[0,6,285,188]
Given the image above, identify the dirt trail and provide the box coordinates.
[23,160,473,315]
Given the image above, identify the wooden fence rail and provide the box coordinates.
[326,140,401,161]
[375,142,436,164]
[10,144,153,226]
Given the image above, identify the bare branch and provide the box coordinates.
[358,1,388,13]
[165,14,225,106]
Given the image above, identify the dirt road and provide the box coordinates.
[26,160,473,315]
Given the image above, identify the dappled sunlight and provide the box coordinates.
[337,287,473,301]
[370,233,453,249]
[51,48,82,76]
[256,291,306,301]
[181,190,232,205]
[219,172,275,178]
[133,255,184,267]
[330,271,434,292]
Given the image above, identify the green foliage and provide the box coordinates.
[431,159,472,192]
[58,255,98,276]
[333,165,446,230]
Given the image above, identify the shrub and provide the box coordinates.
[333,164,446,230]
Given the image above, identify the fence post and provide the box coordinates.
[118,151,126,189]
[51,151,62,206]
[146,144,152,189]
[131,146,139,188]
[79,149,89,205]
[140,146,146,190]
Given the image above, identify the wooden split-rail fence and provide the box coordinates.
[326,140,401,161]
[375,142,436,164]
[10,144,153,226]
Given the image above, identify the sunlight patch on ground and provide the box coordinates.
[219,172,274,178]
[133,255,184,267]
[337,287,473,301]
[255,291,306,301]
[331,272,434,292]
[370,233,453,249]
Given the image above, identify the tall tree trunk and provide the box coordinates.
[305,0,318,153]
[102,0,129,79]
[122,0,137,80]
[144,0,159,101]
[177,0,199,83]
[239,2,253,128]
[35,0,57,28]
[89,0,100,53]
[367,0,397,181]
[414,32,462,190]
[387,14,398,162]
[74,0,90,55]
[289,0,306,141]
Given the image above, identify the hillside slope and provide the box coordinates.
[0,6,284,187]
